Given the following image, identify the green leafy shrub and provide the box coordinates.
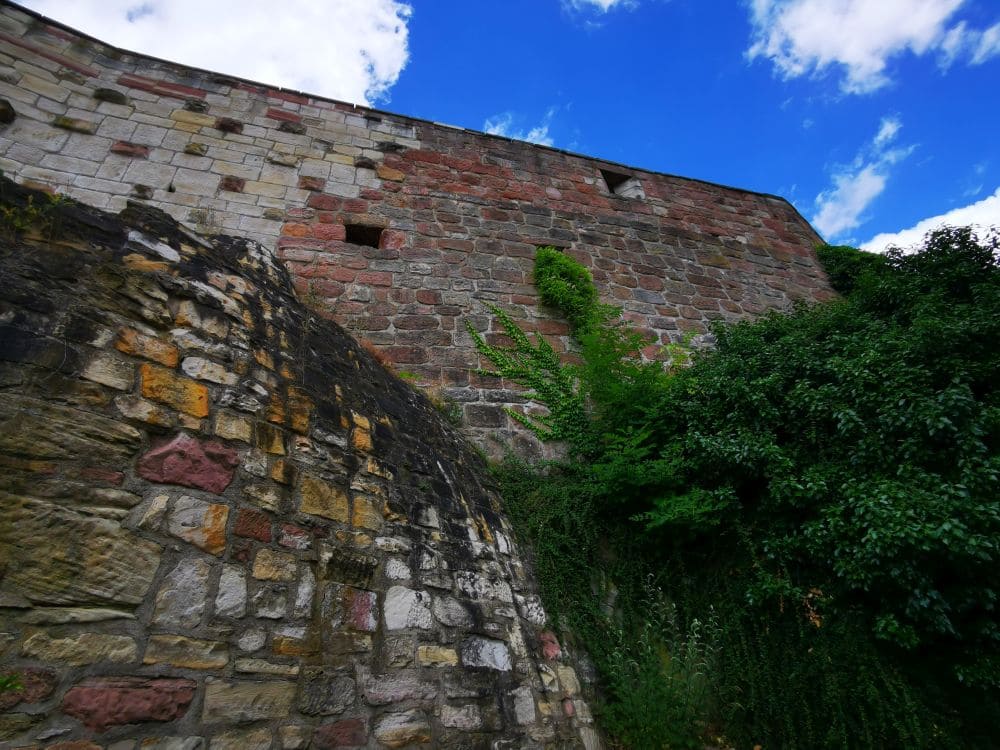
[479,230,1000,748]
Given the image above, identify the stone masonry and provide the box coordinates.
[0,1,835,456]
[0,177,596,748]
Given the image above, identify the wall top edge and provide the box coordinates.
[2,0,821,239]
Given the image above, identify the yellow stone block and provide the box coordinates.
[299,474,348,522]
[117,328,179,366]
[143,634,228,669]
[352,429,372,453]
[417,645,458,667]
[377,164,405,181]
[170,109,217,127]
[215,412,252,443]
[252,548,298,581]
[139,364,209,417]
[351,495,383,531]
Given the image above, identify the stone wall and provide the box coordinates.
[0,178,595,748]
[0,1,834,455]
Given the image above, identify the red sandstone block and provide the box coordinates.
[316,265,355,283]
[343,199,369,213]
[357,271,392,287]
[415,290,441,305]
[218,175,245,193]
[355,316,391,331]
[312,280,345,297]
[380,230,406,250]
[384,345,427,364]
[265,106,302,123]
[394,315,438,331]
[307,193,341,211]
[298,175,326,192]
[235,507,272,542]
[61,677,195,732]
[313,223,345,241]
[110,141,150,159]
[314,718,367,748]
[137,433,239,495]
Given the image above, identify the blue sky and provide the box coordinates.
[21,0,1000,251]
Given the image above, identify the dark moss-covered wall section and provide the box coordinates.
[0,178,595,748]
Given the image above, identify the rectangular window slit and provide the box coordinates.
[345,224,384,248]
[599,168,645,199]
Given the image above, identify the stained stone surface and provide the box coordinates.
[0,177,596,746]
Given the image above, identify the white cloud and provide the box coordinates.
[811,116,914,238]
[861,187,1000,253]
[747,0,999,94]
[484,109,557,147]
[21,0,412,105]
[563,0,636,11]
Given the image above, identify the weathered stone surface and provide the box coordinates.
[362,669,436,706]
[166,495,229,554]
[511,685,537,725]
[374,710,432,748]
[0,394,141,461]
[344,587,377,631]
[417,644,458,667]
[214,565,246,618]
[0,667,56,709]
[252,548,298,581]
[116,328,179,366]
[384,586,432,630]
[81,352,134,390]
[299,473,348,521]
[313,718,366,748]
[1,498,161,607]
[202,679,295,723]
[432,595,473,627]
[208,726,271,750]
[153,558,210,628]
[21,631,137,666]
[138,433,239,494]
[181,356,238,385]
[461,637,512,671]
[138,738,206,749]
[144,634,228,669]
[441,703,483,730]
[61,676,196,732]
[140,364,209,416]
[298,669,356,715]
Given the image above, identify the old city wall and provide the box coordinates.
[0,176,595,748]
[0,2,834,455]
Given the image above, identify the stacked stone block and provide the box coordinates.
[0,1,834,456]
[0,179,595,748]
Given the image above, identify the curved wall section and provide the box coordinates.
[0,179,593,748]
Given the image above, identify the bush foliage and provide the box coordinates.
[473,228,1000,748]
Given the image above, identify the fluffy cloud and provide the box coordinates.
[747,0,999,93]
[484,110,556,147]
[861,187,1000,253]
[811,116,913,239]
[563,0,636,11]
[21,0,412,105]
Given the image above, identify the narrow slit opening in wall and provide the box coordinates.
[344,224,384,248]
[599,168,645,199]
